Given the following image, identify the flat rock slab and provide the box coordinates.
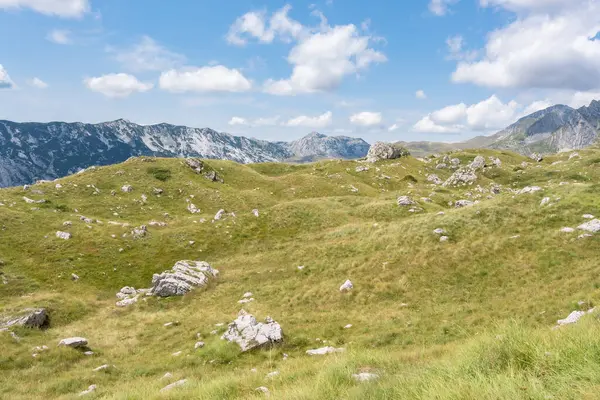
[58,337,88,348]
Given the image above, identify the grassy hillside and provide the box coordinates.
[2,148,600,399]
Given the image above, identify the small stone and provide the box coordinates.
[540,197,550,206]
[252,209,260,217]
[344,324,352,329]
[160,379,187,393]
[265,371,279,379]
[306,346,345,356]
[583,214,595,219]
[84,351,94,356]
[339,280,353,292]
[560,227,575,233]
[440,236,449,242]
[297,265,305,270]
[93,364,112,372]
[58,337,88,348]
[56,231,72,240]
[352,372,380,382]
[256,386,270,395]
[121,185,133,193]
[172,351,182,357]
[71,273,80,281]
[455,200,474,208]
[578,219,600,233]
[194,341,205,349]
[78,385,96,397]
[397,196,415,206]
[433,228,445,235]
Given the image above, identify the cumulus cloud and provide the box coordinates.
[159,66,252,93]
[84,73,153,98]
[523,99,553,115]
[388,124,400,132]
[429,0,457,16]
[349,111,382,126]
[0,0,89,17]
[28,77,48,89]
[228,117,248,126]
[108,36,186,72]
[452,1,600,91]
[228,6,386,96]
[416,90,427,99]
[46,29,72,44]
[226,5,305,46]
[446,35,478,61]
[284,111,333,128]
[0,64,14,89]
[413,95,524,133]
[569,91,600,108]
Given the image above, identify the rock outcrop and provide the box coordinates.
[221,310,283,351]
[150,261,219,297]
[366,142,408,163]
[1,308,49,329]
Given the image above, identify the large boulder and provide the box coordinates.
[443,168,478,187]
[1,308,49,329]
[578,219,600,233]
[150,260,219,297]
[469,156,486,170]
[185,158,204,173]
[221,310,283,352]
[366,142,407,163]
[58,337,88,348]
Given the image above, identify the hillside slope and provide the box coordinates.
[1,149,600,399]
[0,120,369,187]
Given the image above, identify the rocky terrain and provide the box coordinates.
[0,119,369,187]
[1,142,600,399]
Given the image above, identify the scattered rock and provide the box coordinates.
[339,280,353,292]
[56,231,72,240]
[194,341,205,349]
[214,209,226,220]
[306,346,345,356]
[160,379,187,393]
[23,196,45,204]
[116,296,138,307]
[355,165,369,172]
[469,156,486,170]
[435,163,447,170]
[540,197,550,206]
[150,260,219,297]
[93,364,113,372]
[153,187,164,195]
[578,219,600,233]
[172,351,182,357]
[71,273,80,281]
[366,142,407,163]
[517,186,542,194]
[427,174,442,185]
[352,372,380,382]
[556,309,595,326]
[583,214,595,219]
[344,324,352,329]
[252,209,260,217]
[443,168,478,187]
[121,185,133,193]
[440,236,449,242]
[560,227,575,233]
[397,196,415,206]
[185,158,204,173]
[58,337,88,348]
[161,372,173,380]
[131,225,147,239]
[78,385,97,397]
[433,228,446,235]
[255,386,270,395]
[221,310,283,352]
[1,308,49,329]
[530,153,544,162]
[265,371,279,379]
[455,200,474,208]
[204,170,224,183]
[187,203,200,214]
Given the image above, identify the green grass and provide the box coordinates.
[1,148,600,399]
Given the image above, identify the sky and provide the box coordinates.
[0,0,599,144]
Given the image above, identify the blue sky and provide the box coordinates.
[0,0,599,143]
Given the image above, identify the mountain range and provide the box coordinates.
[0,120,369,187]
[1,100,599,187]
[399,100,600,157]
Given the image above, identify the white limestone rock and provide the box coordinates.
[306,346,345,356]
[339,280,353,292]
[78,385,96,397]
[56,231,72,240]
[578,219,600,233]
[150,260,219,297]
[221,310,283,352]
[160,379,187,393]
[366,142,405,163]
[397,196,415,206]
[352,372,380,382]
[58,337,88,348]
[1,308,48,329]
[517,186,542,195]
[121,185,133,193]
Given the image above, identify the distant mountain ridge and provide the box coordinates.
[398,100,600,157]
[0,119,369,187]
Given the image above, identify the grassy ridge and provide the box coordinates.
[1,148,600,399]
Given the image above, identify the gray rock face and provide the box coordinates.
[366,142,405,163]
[150,260,219,297]
[58,337,88,348]
[1,308,48,329]
[185,158,204,173]
[286,132,370,162]
[221,310,283,352]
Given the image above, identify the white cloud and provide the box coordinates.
[429,0,457,16]
[416,90,427,99]
[569,91,600,108]
[349,111,382,126]
[388,123,400,132]
[0,0,89,17]
[285,111,332,128]
[413,95,522,133]
[453,1,600,91]
[264,24,386,95]
[84,73,153,98]
[46,29,71,44]
[228,117,248,126]
[228,115,280,127]
[523,99,552,115]
[446,35,478,61]
[159,66,252,93]
[0,64,14,89]
[108,36,186,72]
[226,5,305,46]
[28,77,48,89]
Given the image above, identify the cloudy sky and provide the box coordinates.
[0,0,599,143]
